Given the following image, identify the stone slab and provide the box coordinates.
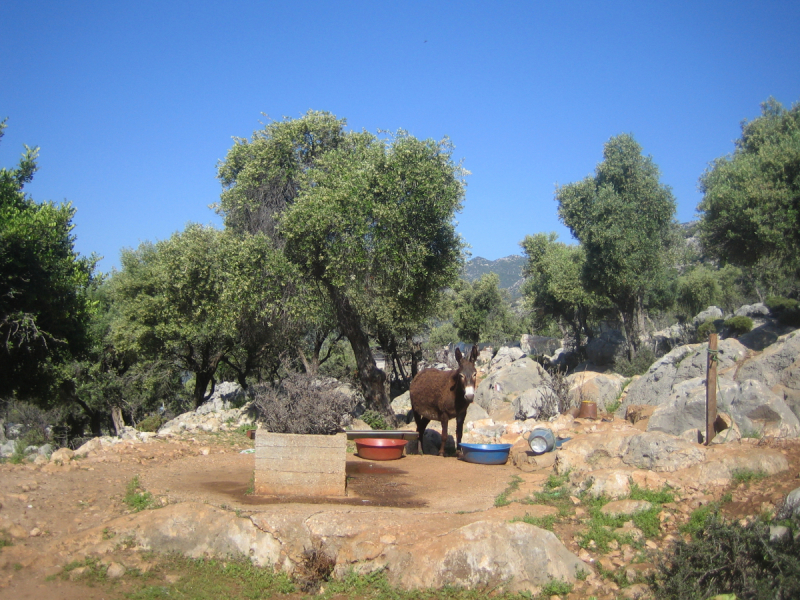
[254,432,346,497]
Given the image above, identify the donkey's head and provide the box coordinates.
[454,345,480,401]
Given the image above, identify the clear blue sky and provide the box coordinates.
[2,1,799,273]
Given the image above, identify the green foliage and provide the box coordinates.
[127,555,296,599]
[614,346,656,377]
[0,530,12,548]
[539,579,573,597]
[724,316,753,336]
[676,264,744,317]
[136,414,163,433]
[110,225,294,407]
[123,475,156,512]
[453,274,522,346]
[521,232,606,348]
[512,513,558,531]
[557,134,677,357]
[699,98,800,276]
[697,318,724,341]
[628,483,675,505]
[494,475,523,507]
[765,296,800,327]
[360,409,391,431]
[654,514,800,600]
[0,119,95,400]
[731,469,768,485]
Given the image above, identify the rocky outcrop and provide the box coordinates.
[76,501,586,594]
[158,383,255,436]
[520,335,560,357]
[566,371,627,412]
[621,431,706,472]
[475,356,551,421]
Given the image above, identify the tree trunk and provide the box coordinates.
[111,406,125,436]
[193,371,214,408]
[325,283,395,423]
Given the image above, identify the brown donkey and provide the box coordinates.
[410,345,479,456]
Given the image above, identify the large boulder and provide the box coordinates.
[488,346,526,373]
[620,339,747,413]
[196,381,246,414]
[520,335,560,357]
[566,371,627,412]
[621,431,706,472]
[475,357,551,418]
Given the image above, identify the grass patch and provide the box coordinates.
[0,530,12,548]
[61,557,109,584]
[124,475,157,512]
[731,468,768,485]
[527,471,573,517]
[511,513,558,531]
[494,475,523,507]
[127,555,295,599]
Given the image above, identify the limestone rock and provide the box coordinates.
[566,371,626,412]
[50,447,75,463]
[586,329,627,366]
[622,431,706,472]
[195,381,246,414]
[735,303,770,318]
[779,486,800,519]
[106,562,126,578]
[489,346,526,373]
[600,500,653,517]
[520,335,560,357]
[475,357,551,417]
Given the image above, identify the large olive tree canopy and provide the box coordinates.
[557,133,676,357]
[699,98,800,276]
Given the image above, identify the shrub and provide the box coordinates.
[614,347,656,377]
[696,318,723,341]
[123,475,156,512]
[765,295,800,327]
[654,514,800,600]
[136,414,163,432]
[724,315,753,336]
[360,409,391,431]
[252,373,357,435]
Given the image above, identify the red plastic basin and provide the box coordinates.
[355,438,407,461]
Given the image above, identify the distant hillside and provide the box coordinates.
[463,255,527,298]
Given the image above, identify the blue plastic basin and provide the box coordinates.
[459,443,512,465]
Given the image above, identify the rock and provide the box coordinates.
[652,323,691,356]
[29,527,41,537]
[682,449,789,486]
[0,441,15,458]
[390,391,412,421]
[50,447,75,463]
[736,303,770,318]
[489,346,526,372]
[625,405,655,424]
[600,500,653,517]
[566,371,626,412]
[622,431,706,472]
[769,525,791,543]
[475,357,551,417]
[33,454,47,465]
[583,469,632,499]
[520,335,560,357]
[106,562,126,578]
[729,379,800,438]
[37,443,52,456]
[513,387,551,420]
[586,329,627,366]
[196,382,246,414]
[693,306,724,327]
[779,486,800,518]
[384,521,586,592]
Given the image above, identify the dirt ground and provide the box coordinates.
[1,428,799,600]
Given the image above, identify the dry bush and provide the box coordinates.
[539,367,572,419]
[293,547,336,592]
[251,373,356,435]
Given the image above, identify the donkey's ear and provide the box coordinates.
[470,345,479,362]
[454,347,463,363]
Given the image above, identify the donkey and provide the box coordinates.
[410,345,480,456]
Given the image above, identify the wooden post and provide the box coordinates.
[705,333,718,445]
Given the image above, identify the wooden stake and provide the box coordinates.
[706,333,718,445]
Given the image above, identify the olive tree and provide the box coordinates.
[280,130,466,417]
[698,98,800,291]
[520,232,604,349]
[557,134,677,358]
[0,119,95,400]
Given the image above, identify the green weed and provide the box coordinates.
[539,578,572,596]
[511,513,558,531]
[124,476,157,512]
[494,475,523,507]
[731,469,768,485]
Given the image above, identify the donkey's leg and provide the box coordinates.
[439,416,448,456]
[413,411,429,455]
[455,415,465,453]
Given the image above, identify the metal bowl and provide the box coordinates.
[459,443,512,465]
[355,438,407,461]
